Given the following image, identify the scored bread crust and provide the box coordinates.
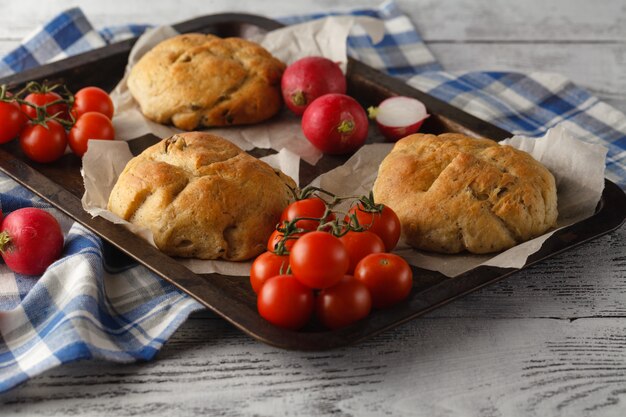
[372,133,558,254]
[107,132,296,261]
[127,33,286,130]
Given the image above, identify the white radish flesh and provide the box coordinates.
[373,96,429,141]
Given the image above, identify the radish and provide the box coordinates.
[281,56,346,115]
[302,93,369,155]
[369,96,429,142]
[0,207,64,275]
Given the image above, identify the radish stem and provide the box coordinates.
[291,91,306,106]
[0,231,10,253]
[337,120,354,134]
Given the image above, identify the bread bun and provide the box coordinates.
[373,133,558,254]
[107,132,296,261]
[128,33,285,130]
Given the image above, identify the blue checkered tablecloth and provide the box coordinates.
[0,0,624,393]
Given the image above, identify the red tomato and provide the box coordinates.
[72,86,114,119]
[348,203,401,251]
[354,253,413,309]
[19,120,68,163]
[0,99,26,143]
[267,229,302,253]
[290,231,349,289]
[339,230,385,274]
[250,251,289,294]
[280,197,333,231]
[257,275,314,330]
[21,91,68,120]
[68,112,115,157]
[315,275,372,329]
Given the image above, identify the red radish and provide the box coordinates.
[369,96,429,142]
[301,93,369,154]
[281,56,346,115]
[0,208,64,275]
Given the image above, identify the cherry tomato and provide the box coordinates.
[290,231,349,289]
[267,229,302,253]
[315,275,372,329]
[250,251,289,294]
[21,91,68,120]
[348,203,401,251]
[354,253,413,309]
[257,275,314,330]
[72,86,114,119]
[280,198,334,231]
[339,230,385,274]
[19,120,67,163]
[0,99,26,143]
[68,111,115,157]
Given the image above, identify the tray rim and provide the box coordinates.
[0,12,624,351]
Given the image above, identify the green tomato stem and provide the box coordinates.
[357,191,385,213]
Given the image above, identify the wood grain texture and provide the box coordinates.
[1,316,625,417]
[0,0,625,113]
[429,43,626,113]
[427,226,626,319]
[0,0,625,415]
[0,223,623,415]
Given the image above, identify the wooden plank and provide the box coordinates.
[409,0,626,42]
[1,1,624,112]
[429,42,626,114]
[2,317,625,416]
[0,1,623,414]
[426,225,626,319]
[0,0,381,42]
[1,0,624,42]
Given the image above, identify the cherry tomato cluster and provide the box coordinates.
[251,187,413,331]
[0,82,115,162]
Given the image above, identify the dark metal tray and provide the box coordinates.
[0,13,624,350]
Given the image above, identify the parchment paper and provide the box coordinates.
[81,141,303,276]
[82,17,607,278]
[109,16,385,165]
[82,17,384,276]
[311,125,608,277]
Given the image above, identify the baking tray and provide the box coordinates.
[0,13,624,350]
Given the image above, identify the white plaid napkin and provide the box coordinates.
[0,0,624,393]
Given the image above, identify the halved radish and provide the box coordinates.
[369,96,429,142]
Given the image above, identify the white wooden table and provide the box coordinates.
[1,1,625,416]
